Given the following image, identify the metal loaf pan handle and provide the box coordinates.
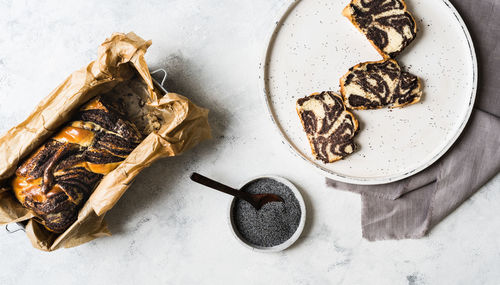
[150,68,168,94]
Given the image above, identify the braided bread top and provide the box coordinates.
[12,96,142,232]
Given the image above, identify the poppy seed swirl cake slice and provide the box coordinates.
[296,92,359,163]
[342,0,417,58]
[340,59,422,109]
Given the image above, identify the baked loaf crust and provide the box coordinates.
[296,92,359,163]
[340,59,422,109]
[12,96,142,232]
[342,0,417,58]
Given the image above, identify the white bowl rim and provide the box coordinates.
[227,175,307,253]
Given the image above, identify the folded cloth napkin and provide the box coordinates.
[326,0,500,241]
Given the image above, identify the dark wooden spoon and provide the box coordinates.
[190,172,284,210]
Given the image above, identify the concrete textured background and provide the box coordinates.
[0,0,498,284]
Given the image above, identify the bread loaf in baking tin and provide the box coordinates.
[12,95,143,233]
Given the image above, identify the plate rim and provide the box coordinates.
[260,0,478,185]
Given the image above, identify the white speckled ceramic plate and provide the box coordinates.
[262,0,477,185]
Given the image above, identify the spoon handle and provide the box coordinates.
[190,172,251,201]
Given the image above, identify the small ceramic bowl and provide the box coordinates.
[227,175,306,252]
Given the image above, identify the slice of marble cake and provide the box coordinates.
[342,0,417,58]
[340,59,422,109]
[296,91,359,163]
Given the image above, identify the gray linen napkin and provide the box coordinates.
[326,0,500,241]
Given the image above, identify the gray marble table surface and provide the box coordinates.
[0,1,498,284]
